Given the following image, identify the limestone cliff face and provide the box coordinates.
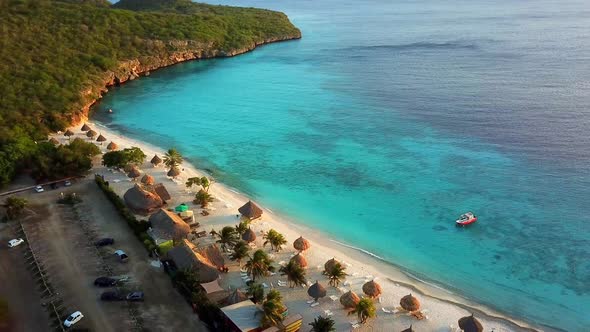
[76,33,301,123]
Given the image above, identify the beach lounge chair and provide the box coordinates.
[270,272,277,276]
[262,283,269,288]
[382,307,392,314]
[310,302,320,307]
[306,299,315,304]
[329,295,339,301]
[352,323,361,329]
[338,287,348,293]
[344,281,351,286]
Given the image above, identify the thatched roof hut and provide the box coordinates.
[241,228,256,243]
[307,280,326,301]
[86,129,97,138]
[151,183,171,201]
[167,167,181,178]
[149,209,190,241]
[127,167,141,180]
[400,294,420,312]
[96,134,107,143]
[49,137,60,145]
[141,174,155,185]
[340,290,360,309]
[197,244,225,269]
[324,258,340,272]
[167,239,219,283]
[64,129,74,137]
[106,141,118,151]
[238,200,263,220]
[123,184,163,214]
[362,280,382,298]
[290,253,308,268]
[81,123,91,131]
[226,289,249,306]
[401,325,414,332]
[293,236,310,252]
[150,154,162,166]
[458,314,483,332]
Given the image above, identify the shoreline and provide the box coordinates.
[60,121,551,332]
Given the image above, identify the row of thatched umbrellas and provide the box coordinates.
[399,314,483,332]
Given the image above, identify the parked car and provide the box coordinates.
[114,250,128,262]
[8,238,24,248]
[64,180,72,186]
[64,311,83,327]
[100,291,125,301]
[34,185,44,193]
[94,277,118,287]
[126,291,144,302]
[94,238,114,247]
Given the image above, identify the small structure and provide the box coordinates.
[141,174,155,186]
[290,253,308,268]
[151,183,171,202]
[324,258,340,272]
[307,280,326,302]
[198,244,225,269]
[238,200,263,220]
[81,123,91,131]
[166,239,219,283]
[150,154,162,167]
[96,134,107,144]
[241,228,256,243]
[86,129,97,139]
[64,129,74,138]
[175,203,189,212]
[123,184,163,214]
[458,314,483,332]
[362,280,382,299]
[167,167,181,178]
[225,289,249,306]
[49,137,60,145]
[106,141,118,151]
[401,325,415,332]
[148,209,190,244]
[340,290,360,309]
[221,300,262,332]
[293,236,310,253]
[127,167,141,181]
[400,294,420,312]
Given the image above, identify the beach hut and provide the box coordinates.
[362,280,382,299]
[225,289,249,306]
[324,258,340,272]
[167,167,181,178]
[400,294,420,312]
[96,134,107,144]
[149,209,190,242]
[64,129,74,138]
[127,166,141,180]
[150,154,162,167]
[401,325,414,332]
[293,236,310,253]
[49,137,60,145]
[238,200,263,220]
[198,244,225,270]
[167,239,219,283]
[307,280,327,302]
[141,174,155,186]
[241,228,256,243]
[106,141,118,151]
[340,290,360,309]
[86,129,97,139]
[290,253,308,268]
[458,314,483,332]
[151,183,171,202]
[81,123,91,131]
[123,184,163,214]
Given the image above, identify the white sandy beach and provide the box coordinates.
[53,121,540,332]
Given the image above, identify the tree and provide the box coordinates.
[323,262,347,287]
[260,290,285,328]
[244,249,275,281]
[349,298,376,324]
[279,260,306,288]
[102,147,146,169]
[123,147,146,165]
[185,177,201,190]
[235,219,251,236]
[163,148,183,169]
[193,189,213,208]
[263,229,287,252]
[31,139,100,180]
[230,241,249,266]
[309,315,336,332]
[210,226,238,251]
[246,282,264,304]
[200,176,211,192]
[3,196,28,220]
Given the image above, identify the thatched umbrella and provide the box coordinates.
[123,164,135,173]
[458,314,483,332]
[86,129,97,139]
[324,258,340,272]
[362,280,382,299]
[293,236,310,253]
[401,325,414,332]
[81,123,91,131]
[49,137,60,145]
[150,154,162,167]
[127,167,141,180]
[64,129,74,138]
[340,290,360,309]
[290,253,308,268]
[167,167,181,178]
[241,228,256,243]
[96,134,107,144]
[141,174,155,186]
[106,141,118,151]
[400,294,420,312]
[238,200,263,219]
[307,280,326,301]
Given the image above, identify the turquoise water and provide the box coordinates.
[97,0,590,330]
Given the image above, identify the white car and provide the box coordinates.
[8,238,24,248]
[34,185,44,193]
[64,311,83,327]
[64,180,72,187]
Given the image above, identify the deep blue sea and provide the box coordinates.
[97,0,590,330]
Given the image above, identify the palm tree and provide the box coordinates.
[246,282,264,304]
[309,315,336,332]
[349,298,376,324]
[244,249,275,281]
[323,262,347,287]
[235,220,251,236]
[163,148,183,169]
[3,196,28,220]
[263,229,287,252]
[279,260,307,288]
[230,241,250,266]
[193,189,214,208]
[260,290,285,328]
[211,226,238,251]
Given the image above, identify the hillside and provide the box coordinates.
[0,0,301,186]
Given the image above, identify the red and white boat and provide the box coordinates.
[456,212,477,226]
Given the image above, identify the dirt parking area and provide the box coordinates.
[4,178,206,331]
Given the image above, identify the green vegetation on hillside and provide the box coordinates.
[0,0,300,186]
